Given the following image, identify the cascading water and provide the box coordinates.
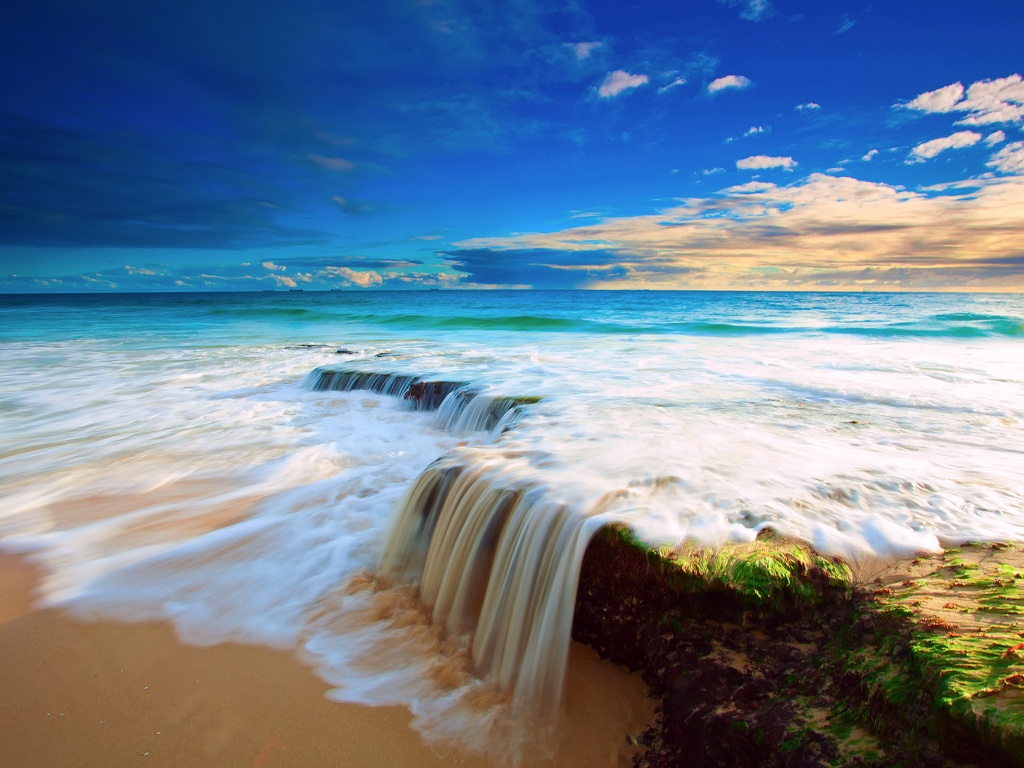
[304,367,534,436]
[378,457,619,718]
[304,366,623,718]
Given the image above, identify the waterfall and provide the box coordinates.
[304,367,535,436]
[307,365,613,716]
[379,458,621,717]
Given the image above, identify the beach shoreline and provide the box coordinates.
[0,554,654,768]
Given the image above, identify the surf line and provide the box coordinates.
[304,366,619,718]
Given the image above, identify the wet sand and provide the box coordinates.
[0,555,654,768]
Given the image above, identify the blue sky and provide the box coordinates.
[2,0,1023,291]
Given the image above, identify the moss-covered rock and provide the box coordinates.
[574,530,1024,767]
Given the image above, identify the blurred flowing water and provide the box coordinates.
[2,289,1023,747]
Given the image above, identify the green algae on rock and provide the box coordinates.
[848,543,1024,765]
[574,530,1024,767]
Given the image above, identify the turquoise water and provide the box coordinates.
[2,289,1023,744]
[3,290,1023,343]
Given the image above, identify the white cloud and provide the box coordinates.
[737,155,797,170]
[862,149,879,161]
[708,75,751,94]
[985,130,1007,146]
[262,261,286,271]
[571,41,602,61]
[900,74,1024,125]
[718,0,771,22]
[598,70,649,98]
[988,141,1024,174]
[270,274,297,288]
[658,77,687,93]
[901,82,965,114]
[795,102,821,111]
[308,154,354,171]
[956,74,1024,125]
[909,130,982,161]
[320,266,384,287]
[702,167,725,176]
[722,181,776,194]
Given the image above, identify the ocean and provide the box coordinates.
[1,289,1023,747]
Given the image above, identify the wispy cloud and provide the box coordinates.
[702,167,725,176]
[308,154,355,171]
[909,130,982,162]
[834,14,857,34]
[331,196,375,214]
[722,181,776,194]
[988,142,1024,174]
[737,155,797,170]
[717,0,772,22]
[795,102,821,111]
[708,75,751,94]
[598,70,649,98]
[570,41,603,61]
[451,174,1024,291]
[899,74,1024,126]
[862,149,879,161]
[658,77,687,94]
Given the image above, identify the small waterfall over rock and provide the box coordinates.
[304,367,535,435]
[379,458,623,717]
[306,365,624,717]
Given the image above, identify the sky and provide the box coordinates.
[2,0,1024,292]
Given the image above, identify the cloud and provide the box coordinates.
[988,142,1024,174]
[450,173,1024,291]
[726,125,768,143]
[986,130,1007,146]
[308,154,355,171]
[658,77,687,94]
[331,195,375,214]
[271,274,297,288]
[598,70,649,98]
[717,0,772,22]
[834,15,857,34]
[899,74,1024,126]
[795,102,821,111]
[862,149,879,161]
[736,155,797,170]
[702,167,725,176]
[901,82,965,114]
[262,261,286,271]
[570,41,602,61]
[708,75,751,94]
[909,130,982,161]
[320,265,384,287]
[722,181,777,194]
[441,247,623,289]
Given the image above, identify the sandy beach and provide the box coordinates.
[0,555,654,768]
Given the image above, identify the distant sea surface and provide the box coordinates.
[2,290,1023,741]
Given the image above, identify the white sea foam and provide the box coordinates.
[2,295,1023,750]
